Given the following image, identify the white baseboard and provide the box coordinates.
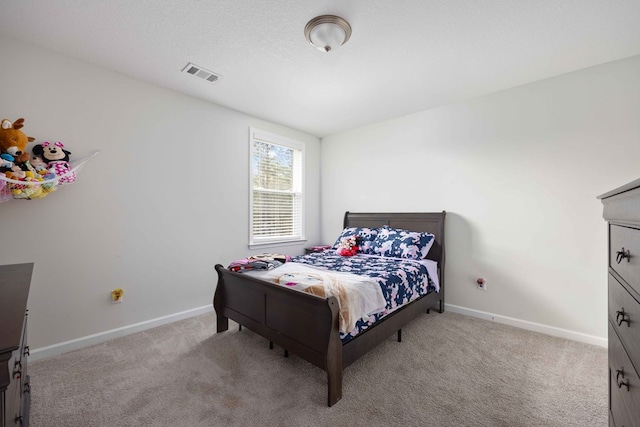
[30,303,606,361]
[445,304,607,348]
[30,305,214,361]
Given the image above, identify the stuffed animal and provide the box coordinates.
[336,235,360,257]
[5,166,45,199]
[0,153,15,170]
[26,154,56,194]
[0,118,35,167]
[29,154,49,174]
[5,164,26,180]
[32,141,76,184]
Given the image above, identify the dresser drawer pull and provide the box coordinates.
[617,308,631,327]
[616,368,631,391]
[616,248,631,264]
[618,378,630,391]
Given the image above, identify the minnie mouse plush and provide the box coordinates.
[32,141,76,184]
[336,235,360,256]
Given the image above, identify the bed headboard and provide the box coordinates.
[343,211,446,268]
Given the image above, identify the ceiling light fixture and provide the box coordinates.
[304,15,352,53]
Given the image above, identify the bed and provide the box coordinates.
[213,211,446,406]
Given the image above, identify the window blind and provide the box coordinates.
[250,129,304,245]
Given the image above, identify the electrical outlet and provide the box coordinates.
[476,278,487,290]
[111,288,124,303]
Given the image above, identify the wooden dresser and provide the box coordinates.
[599,179,640,427]
[0,263,33,427]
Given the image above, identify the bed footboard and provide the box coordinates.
[214,264,344,406]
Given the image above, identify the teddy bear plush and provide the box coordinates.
[0,118,35,170]
[32,141,76,184]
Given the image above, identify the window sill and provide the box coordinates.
[248,239,307,250]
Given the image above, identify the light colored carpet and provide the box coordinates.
[29,311,607,427]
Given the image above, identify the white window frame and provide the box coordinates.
[249,127,305,248]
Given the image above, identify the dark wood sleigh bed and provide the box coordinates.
[213,211,446,406]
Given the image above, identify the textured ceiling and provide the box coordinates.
[1,0,639,137]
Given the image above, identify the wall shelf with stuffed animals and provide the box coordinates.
[0,117,99,202]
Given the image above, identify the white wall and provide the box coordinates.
[3,33,637,353]
[321,54,640,343]
[0,35,321,350]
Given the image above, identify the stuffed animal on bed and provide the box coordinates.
[0,118,35,170]
[336,235,360,256]
[32,141,76,184]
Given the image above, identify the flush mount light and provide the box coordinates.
[304,15,352,53]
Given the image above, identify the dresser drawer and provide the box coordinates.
[609,323,640,427]
[609,274,640,373]
[610,225,640,293]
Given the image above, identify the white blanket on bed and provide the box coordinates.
[255,262,386,334]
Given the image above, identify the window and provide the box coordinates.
[249,128,305,246]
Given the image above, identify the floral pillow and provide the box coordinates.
[370,225,435,260]
[332,227,379,254]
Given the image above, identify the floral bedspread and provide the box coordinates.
[290,252,437,342]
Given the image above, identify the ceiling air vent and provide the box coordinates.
[182,62,222,84]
